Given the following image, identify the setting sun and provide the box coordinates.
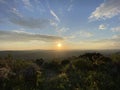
[57,43,62,48]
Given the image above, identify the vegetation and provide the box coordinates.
[0,52,120,90]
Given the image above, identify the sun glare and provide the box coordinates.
[57,43,62,48]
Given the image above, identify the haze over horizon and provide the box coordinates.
[0,0,120,50]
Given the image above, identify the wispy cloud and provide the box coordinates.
[58,27,69,33]
[0,0,6,4]
[50,19,58,27]
[66,30,93,39]
[50,10,60,22]
[111,26,120,32]
[22,0,33,10]
[9,17,50,29]
[0,0,50,29]
[74,35,120,50]
[67,0,74,12]
[10,8,23,17]
[79,31,93,37]
[99,24,106,30]
[65,35,76,39]
[45,0,60,23]
[0,30,64,42]
[112,34,120,39]
[34,0,46,13]
[89,0,120,21]
[67,4,73,12]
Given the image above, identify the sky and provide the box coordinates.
[0,0,120,50]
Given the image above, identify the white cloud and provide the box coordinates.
[67,0,74,12]
[50,10,60,22]
[65,35,76,39]
[22,0,33,10]
[58,27,69,33]
[65,35,120,50]
[66,30,93,39]
[10,8,23,17]
[50,19,58,27]
[89,0,120,21]
[112,34,120,39]
[79,31,93,37]
[22,0,32,7]
[99,24,106,30]
[111,26,120,32]
[12,29,27,34]
[78,35,120,49]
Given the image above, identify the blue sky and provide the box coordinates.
[0,0,120,50]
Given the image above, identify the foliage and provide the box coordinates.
[0,52,120,90]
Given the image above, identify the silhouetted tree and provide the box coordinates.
[35,58,44,67]
[61,59,70,66]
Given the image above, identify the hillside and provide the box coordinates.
[0,52,120,90]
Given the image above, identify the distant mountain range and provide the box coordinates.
[0,49,119,60]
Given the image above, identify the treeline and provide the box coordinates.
[0,53,120,90]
